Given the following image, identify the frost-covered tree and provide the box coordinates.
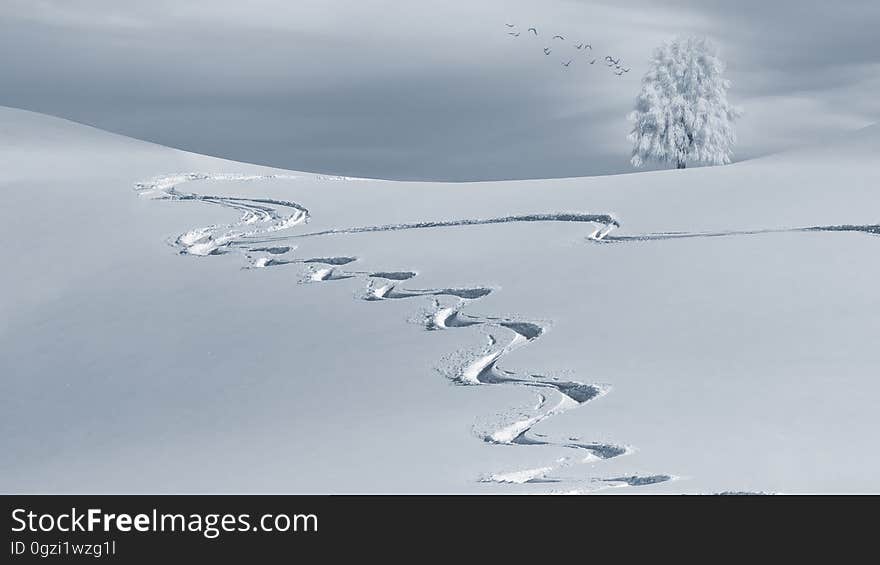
[628,36,741,169]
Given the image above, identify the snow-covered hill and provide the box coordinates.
[2,106,878,493]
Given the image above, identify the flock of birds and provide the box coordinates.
[504,23,630,76]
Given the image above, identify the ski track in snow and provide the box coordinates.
[134,173,310,256]
[594,224,880,244]
[266,213,621,240]
[133,172,663,493]
[136,172,876,493]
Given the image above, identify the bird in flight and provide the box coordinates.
[544,47,552,55]
[505,23,516,28]
[575,43,584,49]
[562,60,572,67]
[584,44,592,50]
[621,67,630,73]
[615,69,624,76]
[528,27,538,35]
[552,35,565,40]
[508,32,520,37]
[590,59,596,64]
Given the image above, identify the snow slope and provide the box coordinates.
[2,106,878,493]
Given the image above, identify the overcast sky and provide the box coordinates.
[2,0,878,180]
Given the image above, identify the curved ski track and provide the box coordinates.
[136,172,874,492]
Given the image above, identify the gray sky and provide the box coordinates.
[2,0,878,180]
